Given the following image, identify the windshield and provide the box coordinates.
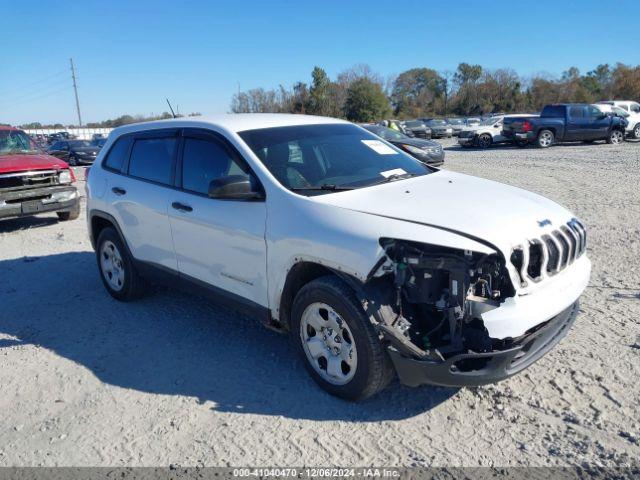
[404,121,424,128]
[612,107,630,117]
[427,119,446,126]
[365,125,410,141]
[0,130,41,155]
[480,116,500,126]
[447,119,464,125]
[69,140,93,148]
[239,124,431,194]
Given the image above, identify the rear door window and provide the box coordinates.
[569,106,585,119]
[542,105,565,117]
[128,138,177,185]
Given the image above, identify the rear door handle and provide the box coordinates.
[112,187,126,195]
[172,202,193,212]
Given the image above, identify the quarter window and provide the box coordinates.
[128,138,176,185]
[103,137,131,172]
[181,137,248,195]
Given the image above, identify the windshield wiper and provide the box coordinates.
[370,172,420,186]
[290,184,354,192]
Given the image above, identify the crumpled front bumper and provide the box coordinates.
[0,186,78,219]
[389,300,580,387]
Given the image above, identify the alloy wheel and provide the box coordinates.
[611,130,623,144]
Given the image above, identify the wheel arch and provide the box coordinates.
[89,210,132,257]
[277,261,365,332]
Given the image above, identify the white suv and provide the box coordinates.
[86,114,590,400]
[597,100,640,139]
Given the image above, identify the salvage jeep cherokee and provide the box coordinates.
[86,114,591,400]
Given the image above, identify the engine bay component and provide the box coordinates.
[372,238,515,362]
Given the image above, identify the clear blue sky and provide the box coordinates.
[2,0,639,125]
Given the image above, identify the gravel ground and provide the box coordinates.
[1,138,639,467]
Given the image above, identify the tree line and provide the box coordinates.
[230,62,640,122]
[19,112,202,130]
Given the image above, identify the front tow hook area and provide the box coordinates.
[388,301,580,388]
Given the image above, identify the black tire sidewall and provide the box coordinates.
[478,134,492,149]
[96,227,139,301]
[290,278,385,400]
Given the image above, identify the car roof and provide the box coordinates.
[111,113,350,137]
[0,125,20,131]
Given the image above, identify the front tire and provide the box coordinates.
[96,227,146,301]
[290,276,394,400]
[634,124,640,140]
[477,133,492,149]
[607,129,624,144]
[536,130,554,148]
[56,201,80,221]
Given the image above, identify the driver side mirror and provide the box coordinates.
[208,175,264,200]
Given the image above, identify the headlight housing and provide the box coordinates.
[58,170,72,184]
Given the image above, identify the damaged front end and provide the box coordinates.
[365,238,578,387]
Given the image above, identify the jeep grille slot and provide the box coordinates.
[511,219,587,285]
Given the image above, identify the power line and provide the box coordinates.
[0,69,67,98]
[0,77,69,103]
[0,85,72,109]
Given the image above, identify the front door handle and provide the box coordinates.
[172,202,193,212]
[112,187,126,195]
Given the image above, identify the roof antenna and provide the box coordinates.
[166,98,177,118]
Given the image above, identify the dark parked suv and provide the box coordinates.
[502,104,627,148]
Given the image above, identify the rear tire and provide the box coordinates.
[536,130,554,148]
[290,276,394,401]
[607,129,624,144]
[56,201,80,221]
[96,227,146,301]
[634,124,640,139]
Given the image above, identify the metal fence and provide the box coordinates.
[23,127,114,140]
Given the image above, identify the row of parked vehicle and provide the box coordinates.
[379,100,640,150]
[382,117,482,140]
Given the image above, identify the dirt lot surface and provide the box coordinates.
[1,139,639,467]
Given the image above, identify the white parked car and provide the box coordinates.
[86,114,590,400]
[596,101,640,139]
[458,114,537,148]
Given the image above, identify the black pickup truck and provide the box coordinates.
[502,104,627,148]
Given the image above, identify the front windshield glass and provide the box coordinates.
[69,140,93,148]
[612,107,629,117]
[366,125,409,141]
[428,119,446,126]
[480,116,500,126]
[0,130,40,155]
[447,119,464,125]
[239,124,431,194]
[404,121,424,128]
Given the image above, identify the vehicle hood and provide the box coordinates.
[391,138,441,148]
[311,170,575,255]
[0,153,69,174]
[73,147,99,155]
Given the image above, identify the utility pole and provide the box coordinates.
[70,58,82,126]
